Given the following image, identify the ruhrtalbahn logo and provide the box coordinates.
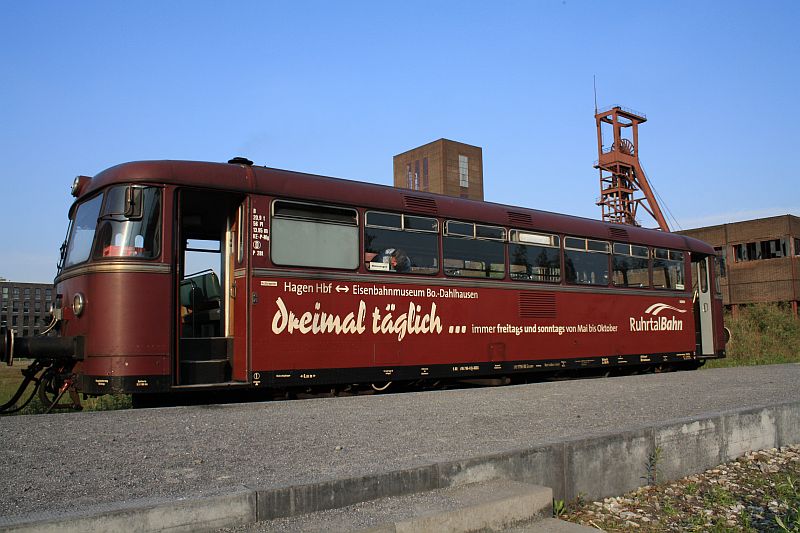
[630,303,686,332]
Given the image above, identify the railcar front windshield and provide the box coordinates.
[62,194,103,269]
[60,186,162,271]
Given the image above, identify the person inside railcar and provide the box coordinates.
[371,248,411,273]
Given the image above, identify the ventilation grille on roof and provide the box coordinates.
[609,227,629,241]
[519,292,557,318]
[508,211,533,226]
[403,195,438,214]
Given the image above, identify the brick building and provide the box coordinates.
[393,139,484,201]
[0,280,55,336]
[678,215,800,317]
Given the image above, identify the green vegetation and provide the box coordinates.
[0,361,131,415]
[707,303,800,369]
[643,446,663,486]
[776,476,800,532]
[563,446,800,532]
[553,498,566,517]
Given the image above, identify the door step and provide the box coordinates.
[178,337,233,385]
[179,336,232,361]
[179,359,231,384]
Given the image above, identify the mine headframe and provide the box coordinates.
[594,106,670,232]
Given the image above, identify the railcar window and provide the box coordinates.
[587,240,610,252]
[509,230,561,282]
[476,225,506,240]
[271,201,359,269]
[364,211,438,275]
[699,258,709,294]
[446,221,474,237]
[404,215,438,232]
[64,194,104,268]
[92,186,162,260]
[652,248,686,290]
[612,243,650,288]
[236,204,245,264]
[444,221,505,279]
[564,237,610,286]
[365,211,402,229]
[273,201,356,224]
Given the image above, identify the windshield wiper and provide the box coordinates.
[57,240,67,272]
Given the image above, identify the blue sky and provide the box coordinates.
[1,1,798,282]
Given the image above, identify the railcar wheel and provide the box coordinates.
[37,367,63,407]
[36,367,80,412]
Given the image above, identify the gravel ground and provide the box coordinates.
[564,445,800,532]
[1,363,799,521]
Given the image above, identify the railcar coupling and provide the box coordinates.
[0,330,84,414]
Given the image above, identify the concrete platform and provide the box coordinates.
[1,364,799,532]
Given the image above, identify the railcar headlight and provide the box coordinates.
[72,293,86,317]
[71,175,92,197]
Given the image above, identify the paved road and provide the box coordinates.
[1,364,798,520]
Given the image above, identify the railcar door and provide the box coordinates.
[175,189,249,386]
[693,256,714,356]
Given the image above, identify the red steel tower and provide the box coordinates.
[595,106,669,231]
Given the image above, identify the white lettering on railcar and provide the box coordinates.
[267,282,694,339]
[270,298,443,341]
[629,316,684,332]
[272,297,366,335]
[628,302,686,332]
[370,302,443,341]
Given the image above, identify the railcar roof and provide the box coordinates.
[85,160,714,255]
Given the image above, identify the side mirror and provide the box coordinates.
[124,187,143,219]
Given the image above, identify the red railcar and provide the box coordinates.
[1,159,725,406]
